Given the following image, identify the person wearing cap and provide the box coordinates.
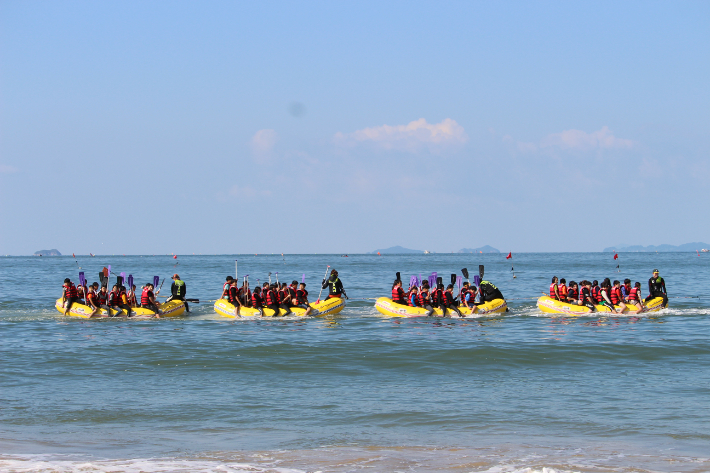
[166,274,189,312]
[645,269,667,308]
[322,269,347,299]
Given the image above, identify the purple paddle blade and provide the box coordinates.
[79,272,85,287]
[127,275,133,288]
[108,265,111,277]
[302,273,305,283]
[418,274,422,287]
[409,275,416,288]
[428,274,435,289]
[457,275,462,288]
[153,275,159,288]
[474,276,481,287]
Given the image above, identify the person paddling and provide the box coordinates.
[295,283,313,316]
[441,284,463,317]
[140,283,161,317]
[417,280,435,317]
[166,274,189,312]
[322,269,347,299]
[460,282,477,309]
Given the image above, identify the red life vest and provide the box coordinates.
[591,286,602,303]
[558,284,568,299]
[141,289,153,306]
[266,289,278,305]
[610,286,622,304]
[228,286,239,304]
[288,287,297,305]
[417,290,429,307]
[222,284,230,299]
[251,292,263,307]
[108,291,119,306]
[98,291,107,305]
[64,283,78,299]
[442,291,454,305]
[431,288,443,305]
[392,286,406,304]
[567,287,579,300]
[409,292,421,307]
[296,289,308,304]
[549,283,559,299]
[580,287,592,303]
[86,291,98,306]
[128,291,137,306]
[627,287,640,301]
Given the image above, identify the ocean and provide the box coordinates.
[1,252,708,472]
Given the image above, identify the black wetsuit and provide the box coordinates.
[646,276,668,307]
[478,281,504,303]
[166,280,188,312]
[322,277,347,298]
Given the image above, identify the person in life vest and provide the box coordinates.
[295,283,313,316]
[460,282,477,309]
[558,278,568,302]
[108,284,127,317]
[621,279,633,302]
[610,280,627,313]
[93,283,110,312]
[591,280,602,304]
[166,274,189,312]
[76,283,86,303]
[626,281,644,311]
[222,276,234,299]
[322,269,347,299]
[645,269,668,308]
[441,284,463,317]
[240,281,253,308]
[409,286,419,307]
[277,283,293,315]
[417,280,435,317]
[227,280,242,316]
[85,284,101,317]
[599,279,617,312]
[430,283,445,310]
[567,281,579,304]
[549,276,561,301]
[116,285,133,317]
[265,283,282,316]
[62,278,79,315]
[251,286,264,316]
[578,280,596,311]
[140,283,161,317]
[479,280,504,303]
[391,279,407,305]
[127,284,138,307]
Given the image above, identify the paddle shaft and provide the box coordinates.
[317,266,330,301]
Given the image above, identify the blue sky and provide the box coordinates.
[1,1,708,254]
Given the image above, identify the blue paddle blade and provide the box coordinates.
[79,272,85,287]
[153,276,159,288]
[127,275,133,288]
[474,276,481,287]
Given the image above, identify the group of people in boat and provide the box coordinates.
[390,277,505,317]
[220,269,347,317]
[61,273,190,317]
[549,269,668,312]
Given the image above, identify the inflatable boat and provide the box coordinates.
[374,297,507,318]
[536,296,665,316]
[214,297,345,318]
[54,298,186,318]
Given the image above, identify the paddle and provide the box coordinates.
[302,274,305,284]
[235,259,238,284]
[450,274,456,286]
[462,268,469,282]
[315,265,330,304]
[479,265,484,279]
[127,274,133,289]
[396,271,401,282]
[120,272,125,286]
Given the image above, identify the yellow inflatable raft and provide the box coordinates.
[214,297,345,318]
[54,298,186,318]
[374,297,507,318]
[536,296,665,316]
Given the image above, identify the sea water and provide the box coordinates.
[1,253,709,472]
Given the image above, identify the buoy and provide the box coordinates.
[173,255,177,259]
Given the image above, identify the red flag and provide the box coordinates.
[506,252,512,259]
[614,253,618,260]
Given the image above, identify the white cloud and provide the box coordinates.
[0,164,18,173]
[540,126,634,151]
[251,129,277,156]
[334,118,468,152]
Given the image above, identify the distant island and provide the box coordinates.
[34,249,62,256]
[370,246,424,254]
[457,246,500,253]
[603,242,710,252]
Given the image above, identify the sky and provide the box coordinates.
[1,0,709,255]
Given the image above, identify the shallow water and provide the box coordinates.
[1,253,709,472]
